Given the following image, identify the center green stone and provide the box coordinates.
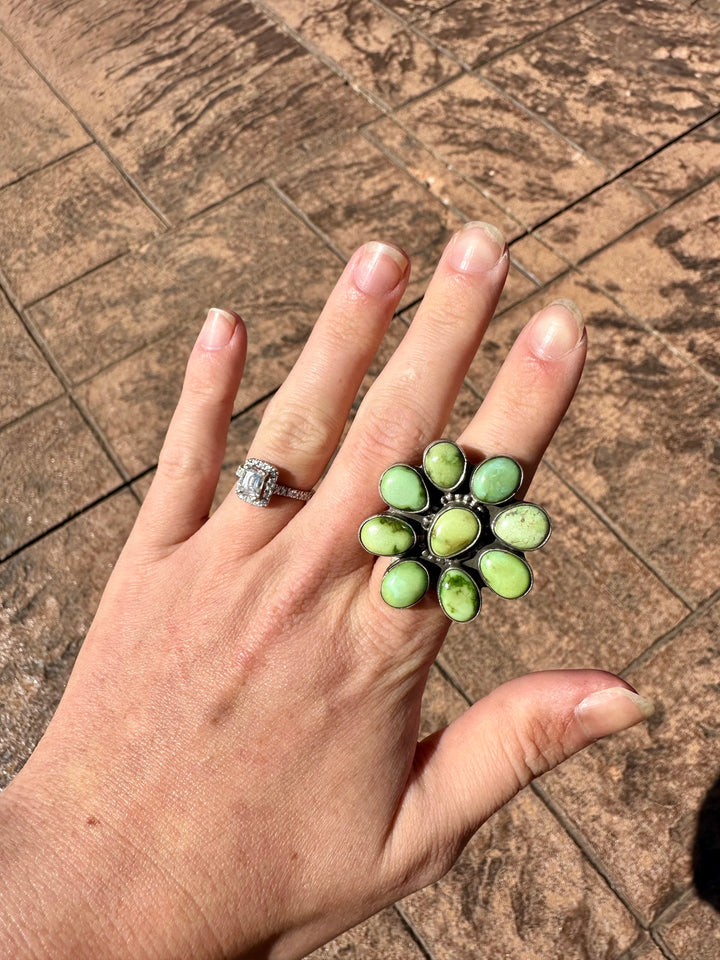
[423,441,465,490]
[380,464,428,512]
[429,507,479,558]
[471,456,522,504]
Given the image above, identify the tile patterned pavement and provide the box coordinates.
[1,1,719,957]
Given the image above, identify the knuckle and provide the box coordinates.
[355,390,435,468]
[500,703,571,788]
[262,396,337,457]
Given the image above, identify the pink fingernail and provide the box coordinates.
[353,242,409,296]
[199,307,238,350]
[446,221,506,274]
[528,299,585,360]
[575,687,655,741]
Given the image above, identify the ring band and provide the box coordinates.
[235,458,313,508]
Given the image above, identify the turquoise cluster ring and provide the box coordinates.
[358,441,550,623]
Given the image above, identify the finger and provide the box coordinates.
[392,671,654,885]
[210,241,409,551]
[458,298,587,493]
[310,222,509,546]
[135,308,246,552]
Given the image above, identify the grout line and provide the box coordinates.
[531,781,652,929]
[620,586,720,676]
[23,249,130,310]
[0,142,92,194]
[0,25,172,230]
[0,267,132,489]
[649,930,681,960]
[433,658,473,707]
[266,179,348,263]
[393,902,437,959]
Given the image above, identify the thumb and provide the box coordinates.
[394,670,654,882]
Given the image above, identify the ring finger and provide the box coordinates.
[210,241,410,551]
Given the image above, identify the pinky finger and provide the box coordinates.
[135,308,247,553]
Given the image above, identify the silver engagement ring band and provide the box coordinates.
[235,458,314,508]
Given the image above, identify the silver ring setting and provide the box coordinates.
[235,458,313,508]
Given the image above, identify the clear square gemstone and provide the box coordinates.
[241,469,265,498]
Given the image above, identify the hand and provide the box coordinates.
[0,223,653,960]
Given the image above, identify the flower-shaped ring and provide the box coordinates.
[358,441,551,623]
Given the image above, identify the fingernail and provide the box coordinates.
[353,241,408,296]
[575,687,655,741]
[446,221,506,274]
[528,299,585,360]
[199,307,238,350]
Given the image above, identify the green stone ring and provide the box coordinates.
[358,440,551,622]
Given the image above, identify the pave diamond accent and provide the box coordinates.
[235,459,278,507]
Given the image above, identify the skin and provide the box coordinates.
[0,225,652,960]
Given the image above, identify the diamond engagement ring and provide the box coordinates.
[235,458,314,507]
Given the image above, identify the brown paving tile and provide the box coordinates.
[1,0,377,220]
[0,294,61,428]
[656,894,720,959]
[380,0,454,22]
[392,74,608,227]
[419,664,468,739]
[260,0,458,107]
[414,0,593,69]
[625,117,720,208]
[0,146,163,305]
[365,118,522,240]
[618,934,667,960]
[438,462,687,704]
[0,396,119,559]
[0,492,138,786]
[485,0,720,174]
[544,596,720,923]
[466,274,720,606]
[582,178,720,381]
[509,234,568,287]
[536,179,656,265]
[0,32,89,188]
[308,907,425,959]
[401,789,638,959]
[29,184,341,387]
[277,134,464,306]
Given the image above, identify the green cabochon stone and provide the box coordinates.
[480,550,532,599]
[438,568,481,622]
[493,503,550,551]
[471,456,522,503]
[379,465,429,512]
[360,515,415,556]
[423,441,465,489]
[381,560,429,608]
[429,507,479,558]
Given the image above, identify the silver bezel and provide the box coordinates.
[235,458,278,507]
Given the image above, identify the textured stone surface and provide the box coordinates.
[276,133,463,307]
[28,184,340,388]
[423,440,465,490]
[0,31,89,187]
[486,0,720,172]
[479,549,531,599]
[0,146,163,304]
[360,515,415,555]
[0,397,120,559]
[0,493,138,786]
[380,465,428,512]
[582,177,720,382]
[401,790,638,959]
[0,0,377,219]
[656,894,720,959]
[492,503,550,552]
[429,507,478,557]
[260,0,457,107]
[393,74,607,227]
[0,295,61,428]
[544,597,720,923]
